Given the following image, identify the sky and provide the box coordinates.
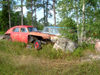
[15,6,59,25]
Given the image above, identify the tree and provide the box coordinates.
[58,18,77,41]
[43,0,46,25]
[80,0,85,43]
[57,0,100,44]
[53,0,56,26]
[26,0,34,26]
[42,0,53,26]
[8,0,11,28]
[45,0,48,25]
[26,0,42,26]
[7,0,16,28]
[26,12,32,25]
[1,0,9,31]
[21,0,24,25]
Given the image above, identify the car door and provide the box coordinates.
[19,27,28,43]
[11,27,20,41]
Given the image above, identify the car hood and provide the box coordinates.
[29,32,56,39]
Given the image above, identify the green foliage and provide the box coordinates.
[57,0,100,42]
[37,24,44,30]
[72,43,94,57]
[1,1,9,31]
[58,18,77,41]
[86,20,100,39]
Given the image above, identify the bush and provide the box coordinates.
[72,43,95,57]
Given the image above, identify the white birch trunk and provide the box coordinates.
[75,1,80,44]
[81,0,85,43]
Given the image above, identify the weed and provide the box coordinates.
[0,40,98,75]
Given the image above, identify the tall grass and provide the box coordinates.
[62,61,100,75]
[0,40,99,75]
[0,40,68,59]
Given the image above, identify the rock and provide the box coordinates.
[0,35,4,40]
[53,38,77,52]
[95,41,100,52]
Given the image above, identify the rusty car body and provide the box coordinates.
[4,25,57,49]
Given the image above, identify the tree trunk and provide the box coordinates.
[75,1,80,44]
[31,0,34,26]
[53,0,56,26]
[75,0,85,44]
[34,1,37,26]
[8,0,11,28]
[81,0,85,43]
[21,0,23,25]
[45,0,48,25]
[43,0,46,26]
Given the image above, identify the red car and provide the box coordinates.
[4,25,56,49]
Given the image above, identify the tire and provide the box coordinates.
[33,40,41,50]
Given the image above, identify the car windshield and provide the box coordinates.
[49,28,59,34]
[28,27,38,32]
[42,27,60,35]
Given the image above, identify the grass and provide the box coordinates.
[0,40,100,75]
[0,31,5,34]
[62,61,100,75]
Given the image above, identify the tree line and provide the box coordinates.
[0,0,100,44]
[58,0,100,43]
[0,0,56,30]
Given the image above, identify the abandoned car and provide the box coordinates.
[4,25,59,49]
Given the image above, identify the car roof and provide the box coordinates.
[44,26,65,28]
[13,25,33,28]
[44,26,72,29]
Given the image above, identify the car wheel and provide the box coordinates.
[33,40,41,50]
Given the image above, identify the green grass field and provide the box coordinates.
[0,40,100,75]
